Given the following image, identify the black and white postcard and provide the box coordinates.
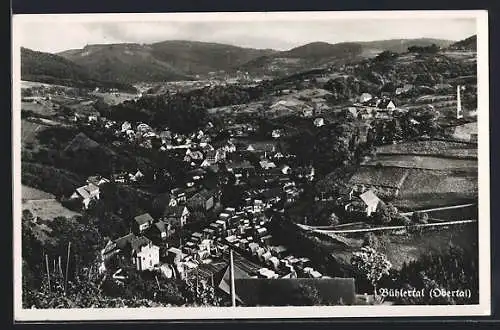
[12,10,490,321]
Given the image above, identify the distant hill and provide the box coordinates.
[26,38,457,84]
[239,38,454,77]
[359,38,454,54]
[21,47,136,92]
[448,35,477,51]
[58,41,276,83]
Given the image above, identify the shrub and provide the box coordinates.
[362,232,380,249]
[411,211,429,224]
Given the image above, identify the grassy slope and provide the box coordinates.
[21,47,136,91]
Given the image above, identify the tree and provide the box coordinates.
[289,284,323,306]
[375,50,397,62]
[374,202,392,224]
[351,246,392,297]
[411,211,429,224]
[328,212,340,226]
[363,232,380,250]
[373,202,399,225]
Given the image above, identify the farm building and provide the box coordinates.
[70,183,100,209]
[133,213,154,234]
[359,93,373,103]
[358,190,382,216]
[135,242,160,271]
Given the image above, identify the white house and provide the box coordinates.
[359,189,381,217]
[313,118,325,127]
[121,121,132,132]
[70,183,100,209]
[359,93,373,103]
[302,105,314,118]
[272,129,282,138]
[259,160,277,170]
[129,170,144,182]
[134,213,154,233]
[135,243,160,271]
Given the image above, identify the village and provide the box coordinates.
[19,67,471,306]
[19,31,481,307]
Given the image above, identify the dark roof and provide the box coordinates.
[377,99,395,109]
[114,233,135,250]
[112,233,151,253]
[228,160,255,170]
[130,236,152,253]
[187,168,207,176]
[163,205,188,218]
[155,220,168,233]
[134,213,154,225]
[198,260,228,284]
[261,187,284,199]
[190,189,215,202]
[232,278,356,306]
[218,261,253,304]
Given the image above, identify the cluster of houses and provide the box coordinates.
[69,172,145,209]
[100,193,328,299]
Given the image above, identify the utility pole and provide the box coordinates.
[58,256,63,277]
[45,254,51,292]
[64,242,71,295]
[230,249,236,307]
[155,275,161,291]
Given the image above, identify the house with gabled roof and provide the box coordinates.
[163,205,190,228]
[377,98,396,111]
[70,183,100,209]
[135,242,160,271]
[101,233,157,272]
[146,220,171,241]
[358,189,382,216]
[133,213,154,234]
[187,189,217,211]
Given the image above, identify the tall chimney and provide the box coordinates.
[456,85,463,119]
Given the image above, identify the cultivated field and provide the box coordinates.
[394,169,477,210]
[21,101,57,117]
[363,155,477,170]
[425,204,478,221]
[90,91,139,105]
[22,185,55,200]
[374,140,477,158]
[349,166,408,189]
[452,122,478,141]
[351,139,478,210]
[22,185,80,220]
[21,119,49,149]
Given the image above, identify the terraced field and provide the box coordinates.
[394,169,477,210]
[21,119,49,149]
[348,166,408,189]
[350,139,478,210]
[374,140,477,158]
[364,155,477,170]
[21,100,57,116]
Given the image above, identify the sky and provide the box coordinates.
[16,15,477,53]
